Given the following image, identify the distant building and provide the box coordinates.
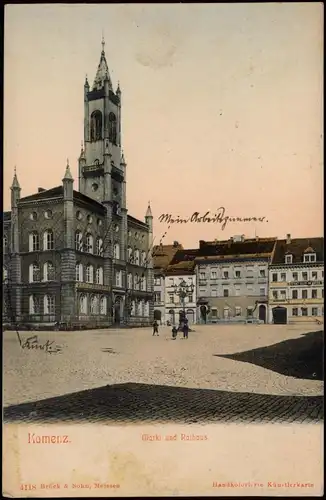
[153,242,183,324]
[3,41,153,329]
[195,236,277,323]
[269,234,324,324]
[165,249,197,326]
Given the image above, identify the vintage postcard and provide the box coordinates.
[3,2,324,497]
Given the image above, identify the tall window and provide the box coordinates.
[100,296,107,315]
[113,243,120,259]
[292,272,298,281]
[43,230,54,250]
[141,275,147,291]
[154,277,161,286]
[85,234,94,253]
[285,255,292,264]
[96,238,103,256]
[116,270,122,287]
[312,289,318,299]
[259,269,266,278]
[235,270,241,278]
[136,300,141,316]
[75,231,83,251]
[302,290,308,299]
[44,295,55,315]
[127,247,132,261]
[302,272,308,281]
[301,307,308,316]
[86,264,94,283]
[272,273,278,282]
[3,266,8,282]
[108,112,117,144]
[134,273,139,290]
[79,294,87,314]
[292,308,298,316]
[144,301,149,317]
[223,271,229,279]
[235,306,242,316]
[141,251,146,266]
[29,263,40,283]
[280,273,286,282]
[131,300,135,316]
[134,249,140,266]
[211,271,217,279]
[3,235,8,253]
[29,295,40,314]
[43,261,54,281]
[259,287,266,296]
[292,290,298,299]
[76,262,83,282]
[29,232,39,252]
[223,289,229,297]
[127,273,133,289]
[312,307,318,316]
[90,110,103,141]
[90,295,99,314]
[96,267,104,285]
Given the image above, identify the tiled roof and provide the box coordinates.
[153,243,183,271]
[19,187,105,213]
[272,238,324,265]
[127,215,148,228]
[166,248,197,275]
[196,238,277,260]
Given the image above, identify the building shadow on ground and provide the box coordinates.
[215,330,324,381]
[3,383,323,425]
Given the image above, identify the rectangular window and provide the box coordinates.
[235,270,241,278]
[312,307,318,316]
[312,271,318,280]
[302,290,308,299]
[311,289,318,299]
[259,269,266,278]
[188,293,193,303]
[272,273,278,282]
[235,285,241,296]
[259,287,266,296]
[169,278,174,285]
[301,307,308,316]
[272,290,278,299]
[292,272,298,281]
[246,268,254,278]
[292,308,298,316]
[223,289,229,297]
[199,273,205,280]
[280,290,286,299]
[302,272,308,281]
[211,289,217,297]
[154,278,161,286]
[280,273,286,282]
[223,271,229,279]
[168,293,174,303]
[285,255,292,264]
[211,271,217,279]
[292,290,298,299]
[115,271,122,287]
[235,306,242,316]
[211,308,218,318]
[154,292,161,303]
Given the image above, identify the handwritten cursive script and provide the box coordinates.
[17,333,62,354]
[158,207,267,230]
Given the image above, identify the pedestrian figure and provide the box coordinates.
[183,319,189,339]
[152,320,159,336]
[172,326,178,340]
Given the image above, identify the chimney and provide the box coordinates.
[286,234,291,244]
[173,241,179,248]
[38,187,46,193]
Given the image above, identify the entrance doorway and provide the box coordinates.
[259,304,267,323]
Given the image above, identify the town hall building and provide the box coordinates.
[3,40,154,329]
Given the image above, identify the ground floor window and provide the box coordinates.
[292,307,298,316]
[311,307,318,316]
[44,295,55,314]
[235,306,242,316]
[301,307,308,316]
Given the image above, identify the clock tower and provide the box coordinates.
[78,37,125,210]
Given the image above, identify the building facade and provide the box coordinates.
[195,236,277,323]
[153,242,183,324]
[269,235,324,324]
[164,249,197,326]
[3,41,154,329]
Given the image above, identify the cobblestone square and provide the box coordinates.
[3,324,323,424]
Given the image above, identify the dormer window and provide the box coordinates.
[304,253,316,263]
[285,254,293,264]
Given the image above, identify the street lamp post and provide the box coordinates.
[172,279,194,327]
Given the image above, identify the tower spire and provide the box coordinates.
[101,32,105,54]
[11,166,21,190]
[92,36,112,90]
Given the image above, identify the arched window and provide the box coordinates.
[141,275,147,291]
[127,273,133,289]
[109,112,117,144]
[29,295,40,314]
[100,296,107,315]
[144,301,149,317]
[90,110,102,141]
[134,273,139,290]
[90,294,99,314]
[43,261,54,281]
[96,266,104,285]
[79,294,87,314]
[96,238,103,256]
[141,251,147,266]
[134,249,140,266]
[136,300,142,316]
[113,243,120,259]
[29,232,39,252]
[86,264,93,283]
[127,247,133,262]
[85,233,93,253]
[44,295,55,314]
[75,231,83,251]
[43,230,54,250]
[29,262,40,283]
[76,262,83,282]
[115,270,122,287]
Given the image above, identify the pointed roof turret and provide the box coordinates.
[11,166,21,190]
[120,150,126,166]
[63,159,74,181]
[116,81,121,96]
[79,141,86,161]
[92,36,112,91]
[145,202,153,218]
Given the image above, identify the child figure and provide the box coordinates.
[172,326,178,340]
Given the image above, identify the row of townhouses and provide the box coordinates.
[153,235,324,325]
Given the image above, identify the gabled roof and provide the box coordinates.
[165,248,197,276]
[272,238,324,265]
[196,237,277,260]
[127,214,148,229]
[153,243,183,271]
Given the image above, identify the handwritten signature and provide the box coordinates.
[17,333,62,354]
[158,207,267,230]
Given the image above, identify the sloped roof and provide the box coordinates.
[196,237,277,260]
[165,248,197,276]
[272,238,324,265]
[3,211,11,222]
[153,243,183,270]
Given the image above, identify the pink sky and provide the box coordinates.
[4,3,323,248]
